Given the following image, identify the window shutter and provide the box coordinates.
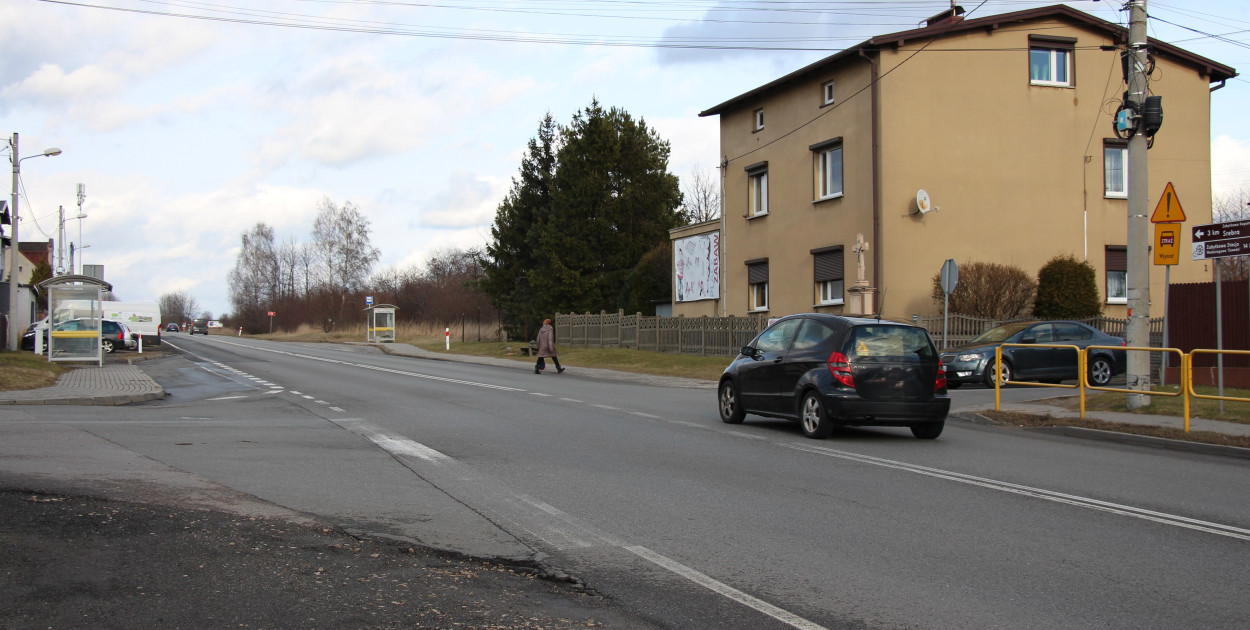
[747,261,769,284]
[813,248,843,282]
[1106,246,1127,271]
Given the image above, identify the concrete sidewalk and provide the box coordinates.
[0,363,164,406]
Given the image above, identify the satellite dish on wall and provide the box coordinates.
[915,189,933,214]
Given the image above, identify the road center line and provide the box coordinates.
[774,440,1250,541]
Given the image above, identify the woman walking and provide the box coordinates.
[534,319,565,374]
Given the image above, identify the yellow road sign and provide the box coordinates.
[1150,182,1186,223]
[1154,223,1181,265]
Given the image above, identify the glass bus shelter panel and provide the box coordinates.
[48,286,103,364]
[376,311,396,342]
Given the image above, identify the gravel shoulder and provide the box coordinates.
[0,488,648,629]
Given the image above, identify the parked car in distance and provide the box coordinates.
[939,320,1127,388]
[26,318,136,353]
[165,323,180,333]
[189,319,209,335]
[718,314,950,439]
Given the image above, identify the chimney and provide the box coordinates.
[925,5,965,28]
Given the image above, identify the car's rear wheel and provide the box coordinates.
[911,419,945,439]
[718,380,745,424]
[983,360,1011,387]
[1088,356,1113,386]
[799,391,833,439]
[101,339,115,354]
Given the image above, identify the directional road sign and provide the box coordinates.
[1192,219,1250,260]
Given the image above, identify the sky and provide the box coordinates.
[4,0,1248,318]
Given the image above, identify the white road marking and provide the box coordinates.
[773,440,1250,541]
[626,545,830,630]
[530,392,552,397]
[315,400,328,405]
[326,418,830,630]
[206,395,248,401]
[559,398,583,403]
[590,404,619,410]
[329,407,345,412]
[630,412,662,419]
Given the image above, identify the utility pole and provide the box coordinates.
[75,184,85,275]
[1125,0,1151,409]
[56,205,65,274]
[7,133,20,351]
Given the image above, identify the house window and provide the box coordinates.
[747,259,769,312]
[811,139,843,200]
[822,81,835,106]
[1029,36,1075,87]
[746,162,768,217]
[812,246,844,305]
[753,108,764,131]
[1104,142,1127,198]
[1105,246,1127,304]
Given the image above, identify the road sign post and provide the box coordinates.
[1189,219,1250,407]
[939,259,958,350]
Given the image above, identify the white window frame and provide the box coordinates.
[749,281,769,312]
[753,108,764,131]
[817,279,844,306]
[749,170,769,217]
[1106,271,1127,304]
[822,81,835,105]
[816,145,843,200]
[1104,144,1127,198]
[1030,46,1071,86]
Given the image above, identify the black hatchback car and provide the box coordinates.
[939,320,1126,388]
[718,314,950,439]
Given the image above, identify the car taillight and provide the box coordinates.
[827,351,854,388]
[935,361,947,392]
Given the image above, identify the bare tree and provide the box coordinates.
[1213,186,1250,281]
[311,198,381,324]
[158,290,200,325]
[679,164,721,224]
[228,223,279,331]
[931,261,1036,319]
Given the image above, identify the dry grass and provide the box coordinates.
[980,409,1250,449]
[414,341,730,381]
[0,351,71,391]
[1049,386,1250,424]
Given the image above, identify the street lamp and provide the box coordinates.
[7,133,63,350]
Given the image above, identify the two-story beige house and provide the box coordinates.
[673,4,1236,322]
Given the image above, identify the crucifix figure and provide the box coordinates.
[853,233,870,284]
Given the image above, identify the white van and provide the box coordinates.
[103,301,162,346]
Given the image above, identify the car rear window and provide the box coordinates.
[846,325,936,360]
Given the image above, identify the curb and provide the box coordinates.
[950,411,1250,460]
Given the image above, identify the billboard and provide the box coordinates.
[674,232,720,302]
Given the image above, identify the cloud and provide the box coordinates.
[1212,134,1250,197]
[416,172,508,229]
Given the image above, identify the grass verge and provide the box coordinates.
[0,351,71,391]
[979,409,1250,450]
[1049,385,1250,424]
[413,341,729,381]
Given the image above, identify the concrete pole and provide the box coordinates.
[7,133,19,351]
[1125,0,1152,409]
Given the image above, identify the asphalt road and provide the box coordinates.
[6,335,1249,629]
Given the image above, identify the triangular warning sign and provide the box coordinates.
[1150,182,1187,223]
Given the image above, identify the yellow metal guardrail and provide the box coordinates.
[993,343,1084,413]
[991,344,1199,430]
[1186,350,1250,410]
[1084,345,1189,429]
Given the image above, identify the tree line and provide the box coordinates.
[184,99,714,337]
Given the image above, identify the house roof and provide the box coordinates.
[699,4,1237,117]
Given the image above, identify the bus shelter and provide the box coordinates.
[38,275,113,366]
[365,304,398,343]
